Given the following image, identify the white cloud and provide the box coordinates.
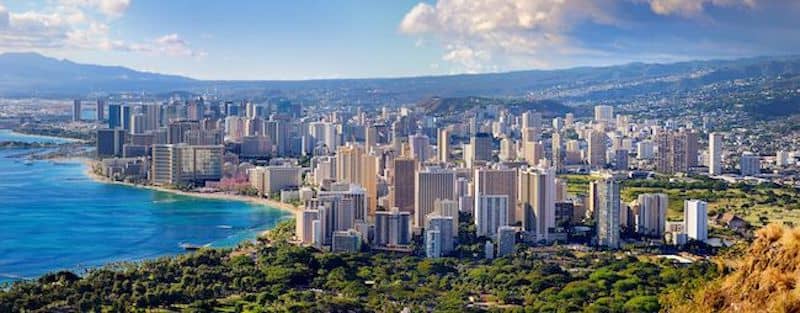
[0,1,204,58]
[0,5,9,29]
[59,0,131,17]
[152,33,205,57]
[399,0,617,72]
[399,0,770,72]
[645,0,756,16]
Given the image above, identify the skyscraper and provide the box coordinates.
[594,176,620,249]
[374,207,411,247]
[96,128,126,158]
[709,132,724,175]
[656,129,698,174]
[297,209,320,244]
[151,144,224,185]
[684,200,708,242]
[414,168,456,227]
[72,99,81,122]
[474,167,518,223]
[519,166,556,242]
[96,99,105,121]
[587,130,607,168]
[499,137,516,161]
[392,158,418,215]
[552,132,564,173]
[335,143,365,185]
[740,153,761,176]
[636,193,668,237]
[425,229,442,258]
[469,132,493,164]
[475,195,509,238]
[108,104,121,129]
[426,215,454,255]
[594,105,614,123]
[496,226,516,257]
[437,128,450,163]
[409,133,430,162]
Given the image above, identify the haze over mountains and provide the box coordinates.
[1,52,799,108]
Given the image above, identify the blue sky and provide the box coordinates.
[0,0,799,80]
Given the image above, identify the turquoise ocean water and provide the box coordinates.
[0,130,290,282]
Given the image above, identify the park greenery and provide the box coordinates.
[0,219,718,313]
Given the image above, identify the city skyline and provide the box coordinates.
[0,1,799,80]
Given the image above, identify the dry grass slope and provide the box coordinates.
[673,224,800,313]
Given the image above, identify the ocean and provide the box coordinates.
[0,130,290,282]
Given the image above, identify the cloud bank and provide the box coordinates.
[0,0,204,58]
[400,0,800,73]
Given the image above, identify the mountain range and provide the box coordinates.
[1,52,799,107]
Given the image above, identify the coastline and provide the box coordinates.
[6,129,87,143]
[82,160,300,235]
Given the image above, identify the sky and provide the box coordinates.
[0,0,799,80]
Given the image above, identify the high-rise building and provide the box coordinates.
[614,149,629,171]
[425,229,442,258]
[308,195,357,245]
[120,105,131,131]
[496,226,516,257]
[72,99,81,122]
[151,144,224,185]
[374,207,412,247]
[361,153,379,216]
[552,132,564,173]
[96,99,105,121]
[332,229,362,253]
[519,166,556,242]
[248,165,303,196]
[469,132,493,164]
[522,111,542,130]
[588,130,607,168]
[335,143,365,185]
[437,128,450,163]
[474,167,518,223]
[565,113,575,127]
[475,195,509,238]
[499,137,516,161]
[594,105,614,123]
[637,140,654,160]
[241,135,272,158]
[392,158,418,214]
[433,199,459,235]
[426,215,454,255]
[317,183,368,222]
[108,104,121,129]
[684,200,708,242]
[409,133,430,162]
[594,176,620,249]
[776,150,790,167]
[297,209,319,244]
[168,120,201,144]
[656,129,698,174]
[740,153,761,176]
[636,193,668,237]
[96,128,126,158]
[414,168,456,227]
[522,141,544,167]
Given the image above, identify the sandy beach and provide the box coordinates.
[82,160,301,219]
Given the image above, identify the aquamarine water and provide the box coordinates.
[0,130,291,282]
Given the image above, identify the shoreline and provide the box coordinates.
[82,160,300,236]
[5,129,87,143]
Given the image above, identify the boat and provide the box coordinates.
[23,160,33,166]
